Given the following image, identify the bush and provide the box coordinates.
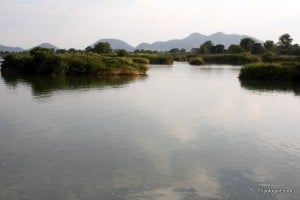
[189,57,205,65]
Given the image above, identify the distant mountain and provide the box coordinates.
[93,32,260,52]
[136,32,260,51]
[0,44,24,52]
[93,39,135,51]
[35,43,59,50]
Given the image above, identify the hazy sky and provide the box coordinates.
[1,0,299,49]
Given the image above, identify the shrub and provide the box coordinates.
[189,57,205,65]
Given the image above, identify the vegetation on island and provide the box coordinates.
[1,43,148,76]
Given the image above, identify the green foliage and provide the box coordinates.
[228,45,243,54]
[135,54,174,65]
[240,38,255,52]
[116,49,129,57]
[264,40,277,52]
[131,57,150,65]
[200,41,214,54]
[261,54,300,63]
[292,44,300,56]
[1,49,148,76]
[261,52,275,63]
[173,54,188,61]
[91,42,113,54]
[239,62,300,81]
[189,57,205,65]
[2,53,33,73]
[277,33,293,54]
[201,54,260,65]
[169,48,186,54]
[211,44,225,54]
[251,43,264,55]
[56,49,67,54]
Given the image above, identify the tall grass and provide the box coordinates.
[239,62,300,81]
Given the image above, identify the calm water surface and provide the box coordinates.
[0,63,300,200]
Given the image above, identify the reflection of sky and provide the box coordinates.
[0,63,299,199]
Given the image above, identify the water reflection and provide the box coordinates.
[240,80,300,96]
[0,63,299,200]
[1,74,145,98]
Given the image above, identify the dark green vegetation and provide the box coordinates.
[189,57,205,65]
[201,54,260,65]
[239,63,300,81]
[134,54,174,65]
[1,47,148,76]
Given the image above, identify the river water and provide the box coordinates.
[0,62,299,199]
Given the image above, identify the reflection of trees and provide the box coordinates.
[1,74,146,97]
[240,80,300,96]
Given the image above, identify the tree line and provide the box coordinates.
[187,34,300,56]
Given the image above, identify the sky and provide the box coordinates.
[0,0,299,49]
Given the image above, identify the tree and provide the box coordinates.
[240,38,255,52]
[68,48,79,53]
[292,44,300,56]
[85,46,93,52]
[56,49,66,54]
[277,33,293,54]
[116,49,128,57]
[228,44,243,54]
[199,41,214,54]
[191,48,200,54]
[251,43,264,55]
[264,40,276,52]
[30,47,55,62]
[169,48,180,53]
[93,42,112,54]
[211,44,225,54]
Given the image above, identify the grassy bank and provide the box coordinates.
[239,63,300,81]
[1,49,148,76]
